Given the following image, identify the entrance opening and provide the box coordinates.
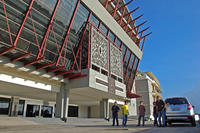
[41,105,53,118]
[26,104,40,117]
[18,100,25,115]
[0,97,10,115]
[68,106,78,117]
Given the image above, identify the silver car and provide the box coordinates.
[165,97,196,126]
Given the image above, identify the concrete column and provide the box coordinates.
[9,96,19,117]
[39,105,42,117]
[100,99,109,119]
[55,83,69,118]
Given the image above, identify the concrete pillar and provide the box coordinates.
[55,83,69,118]
[39,105,42,117]
[9,96,19,117]
[100,99,109,119]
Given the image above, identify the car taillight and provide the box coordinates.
[187,104,192,110]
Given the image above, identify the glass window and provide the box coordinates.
[90,14,99,27]
[108,31,115,42]
[99,23,108,35]
[115,38,121,47]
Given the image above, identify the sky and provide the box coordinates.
[126,0,200,100]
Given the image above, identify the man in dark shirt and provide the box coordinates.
[153,102,158,126]
[112,101,120,126]
[137,101,146,126]
[156,96,166,127]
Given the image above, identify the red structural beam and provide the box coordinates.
[117,0,134,12]
[134,21,147,30]
[0,46,15,56]
[130,60,140,91]
[124,54,132,80]
[47,66,66,73]
[126,15,143,27]
[13,0,35,47]
[56,0,80,66]
[138,26,151,34]
[2,0,13,45]
[123,7,139,18]
[112,0,120,17]
[117,7,126,25]
[69,74,87,80]
[72,12,92,69]
[141,37,146,51]
[55,69,74,76]
[36,62,56,70]
[126,57,136,89]
[11,52,31,62]
[141,32,152,39]
[37,0,60,59]
[87,24,91,68]
[24,57,44,66]
[64,72,81,79]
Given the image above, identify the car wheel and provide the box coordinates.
[191,117,196,127]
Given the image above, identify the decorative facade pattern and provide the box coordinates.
[91,27,109,70]
[110,43,123,78]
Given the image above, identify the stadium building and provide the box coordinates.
[0,0,151,118]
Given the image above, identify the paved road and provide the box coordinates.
[0,117,199,133]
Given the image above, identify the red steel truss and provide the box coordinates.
[0,0,152,97]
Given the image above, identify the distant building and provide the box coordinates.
[135,71,162,119]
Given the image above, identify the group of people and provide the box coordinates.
[111,96,166,127]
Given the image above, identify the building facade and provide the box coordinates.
[0,0,151,118]
[135,71,162,119]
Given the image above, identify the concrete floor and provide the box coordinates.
[0,117,199,133]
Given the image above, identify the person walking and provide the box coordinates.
[153,101,158,126]
[156,96,166,127]
[111,101,120,126]
[137,101,146,126]
[122,101,129,126]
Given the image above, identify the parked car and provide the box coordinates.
[165,97,196,126]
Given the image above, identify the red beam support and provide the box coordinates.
[130,60,140,91]
[141,37,146,51]
[55,69,74,76]
[64,72,81,79]
[11,52,31,62]
[124,54,132,80]
[126,57,137,89]
[112,0,120,17]
[13,0,35,47]
[56,0,80,66]
[141,32,152,40]
[118,7,126,25]
[117,0,134,12]
[0,46,15,56]
[24,57,44,66]
[72,12,92,69]
[134,21,147,30]
[2,0,13,45]
[36,62,56,70]
[138,26,151,35]
[47,66,66,73]
[125,15,143,28]
[87,23,91,68]
[104,0,109,8]
[69,74,87,80]
[37,0,60,59]
[123,7,139,18]
[123,48,128,62]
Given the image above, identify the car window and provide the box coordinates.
[165,98,188,105]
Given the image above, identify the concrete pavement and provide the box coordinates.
[0,117,199,133]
